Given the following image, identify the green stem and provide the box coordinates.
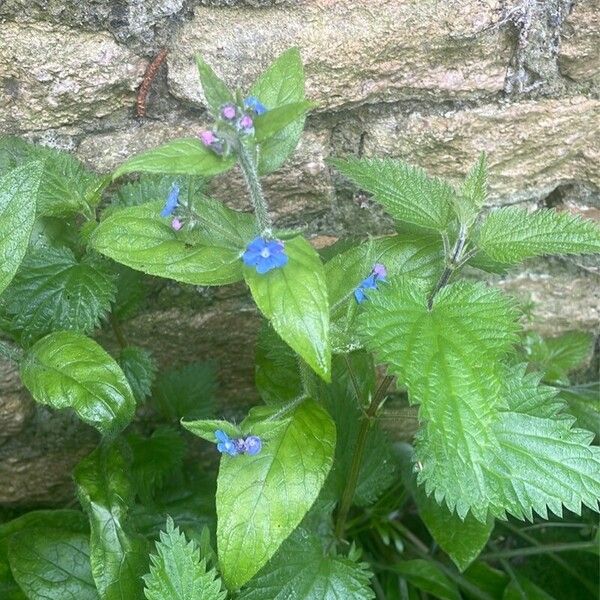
[487,540,526,600]
[479,541,596,560]
[335,375,394,540]
[237,141,273,238]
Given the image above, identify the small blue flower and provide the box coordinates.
[161,183,180,217]
[244,96,268,115]
[215,430,239,456]
[354,264,387,304]
[241,436,262,456]
[243,237,288,274]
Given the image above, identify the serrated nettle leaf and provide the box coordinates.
[75,444,149,600]
[331,158,456,231]
[249,47,305,175]
[393,560,461,600]
[181,419,241,444]
[113,174,206,209]
[253,101,313,143]
[118,346,157,404]
[560,383,600,438]
[152,361,218,421]
[477,207,600,264]
[397,444,493,571]
[217,400,336,589]
[244,236,331,380]
[8,528,99,600]
[0,162,42,295]
[456,152,488,226]
[195,55,235,113]
[3,246,116,345]
[112,138,236,180]
[92,201,253,286]
[21,331,136,436]
[239,528,375,600]
[143,517,226,600]
[112,266,148,321]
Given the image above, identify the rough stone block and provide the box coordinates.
[168,0,511,112]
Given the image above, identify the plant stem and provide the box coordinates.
[479,541,596,560]
[487,540,526,600]
[335,375,394,540]
[237,141,273,238]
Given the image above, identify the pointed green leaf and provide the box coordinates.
[118,346,157,403]
[239,529,374,600]
[143,517,225,600]
[75,444,149,600]
[195,55,234,113]
[217,400,336,589]
[560,383,600,437]
[21,332,136,436]
[0,162,42,294]
[244,236,331,380]
[249,48,305,175]
[181,419,241,444]
[503,575,557,600]
[254,101,313,142]
[456,152,488,226]
[477,207,600,264]
[91,201,255,286]
[394,560,461,600]
[331,158,456,231]
[8,529,98,600]
[3,246,116,345]
[112,139,235,180]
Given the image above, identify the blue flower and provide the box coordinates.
[243,237,288,274]
[354,264,387,304]
[244,96,268,115]
[215,430,239,456]
[241,436,262,456]
[161,183,180,217]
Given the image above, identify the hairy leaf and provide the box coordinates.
[195,56,235,113]
[118,346,157,403]
[254,101,313,142]
[3,246,116,345]
[112,139,235,180]
[245,236,331,380]
[393,560,460,600]
[217,400,336,588]
[92,201,255,286]
[239,529,374,599]
[560,383,600,438]
[21,332,136,436]
[249,47,306,175]
[143,517,226,600]
[331,158,456,231]
[8,529,98,600]
[112,267,148,321]
[113,174,205,209]
[457,152,488,226]
[0,162,42,295]
[477,207,600,264]
[75,444,149,600]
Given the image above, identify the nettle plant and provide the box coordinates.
[0,48,599,599]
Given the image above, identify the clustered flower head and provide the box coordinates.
[354,263,387,303]
[199,96,268,155]
[215,430,262,457]
[242,237,289,274]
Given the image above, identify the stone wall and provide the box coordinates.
[0,0,599,505]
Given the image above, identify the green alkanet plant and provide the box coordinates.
[0,48,599,599]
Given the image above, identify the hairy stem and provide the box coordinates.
[237,142,273,238]
[335,375,394,540]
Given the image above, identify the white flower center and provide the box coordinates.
[260,248,271,258]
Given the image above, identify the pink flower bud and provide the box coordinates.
[372,263,387,279]
[171,218,183,231]
[239,114,253,130]
[221,104,236,120]
[200,130,217,146]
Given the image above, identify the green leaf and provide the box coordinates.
[331,158,456,231]
[20,331,136,436]
[398,444,493,571]
[152,362,218,421]
[249,48,306,175]
[112,139,235,180]
[560,383,600,437]
[182,419,241,444]
[8,529,99,600]
[217,399,336,589]
[113,174,205,209]
[75,444,149,600]
[91,201,255,286]
[503,575,556,600]
[112,267,147,321]
[118,346,157,403]
[359,280,520,519]
[195,55,235,113]
[477,207,600,264]
[393,560,461,600]
[143,516,226,600]
[0,162,42,295]
[3,246,116,345]
[128,427,186,501]
[254,101,313,142]
[244,236,331,380]
[457,152,488,226]
[239,528,375,599]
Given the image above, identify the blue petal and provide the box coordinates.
[244,96,268,115]
[266,240,284,253]
[246,237,267,253]
[360,274,378,290]
[354,287,367,303]
[242,249,261,266]
[271,252,288,269]
[161,183,180,217]
[215,429,229,443]
[256,255,278,274]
